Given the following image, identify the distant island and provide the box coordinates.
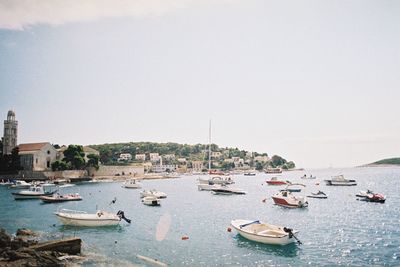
[363,157,400,167]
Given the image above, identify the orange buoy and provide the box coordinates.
[181,236,189,240]
[227,227,232,232]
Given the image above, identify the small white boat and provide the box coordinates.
[142,196,161,206]
[307,191,328,199]
[300,175,316,179]
[122,179,142,189]
[0,179,14,186]
[140,190,167,199]
[325,175,357,186]
[230,219,301,245]
[198,176,235,185]
[12,184,58,200]
[243,172,256,176]
[356,189,374,198]
[54,209,131,226]
[272,190,308,208]
[211,185,246,195]
[9,180,31,189]
[197,183,221,191]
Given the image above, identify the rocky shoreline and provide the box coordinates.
[0,228,81,267]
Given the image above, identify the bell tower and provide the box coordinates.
[2,110,18,155]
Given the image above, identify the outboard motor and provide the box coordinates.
[117,210,131,224]
[284,227,302,244]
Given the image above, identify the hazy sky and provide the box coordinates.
[0,0,399,168]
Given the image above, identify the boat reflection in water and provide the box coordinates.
[234,234,299,258]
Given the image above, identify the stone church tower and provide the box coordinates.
[2,110,18,155]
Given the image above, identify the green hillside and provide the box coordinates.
[370,158,400,165]
[89,141,295,170]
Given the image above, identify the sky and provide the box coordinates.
[0,0,399,168]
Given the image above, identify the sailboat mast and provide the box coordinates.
[208,120,211,170]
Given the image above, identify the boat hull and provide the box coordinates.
[55,212,120,227]
[13,192,55,200]
[272,197,308,208]
[231,220,298,246]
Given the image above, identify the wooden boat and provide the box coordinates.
[40,193,82,203]
[54,209,131,226]
[265,168,282,174]
[266,177,288,185]
[230,219,300,245]
[272,190,308,208]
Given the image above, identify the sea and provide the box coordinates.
[0,167,399,266]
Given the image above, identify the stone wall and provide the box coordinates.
[90,165,144,177]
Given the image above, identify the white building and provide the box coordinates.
[135,154,146,161]
[163,154,176,161]
[118,153,132,161]
[177,158,187,163]
[192,161,204,172]
[149,153,161,162]
[19,142,58,171]
[254,155,270,163]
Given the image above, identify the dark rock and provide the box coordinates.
[16,229,37,237]
[30,237,81,255]
[0,228,11,248]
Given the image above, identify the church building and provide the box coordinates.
[2,110,18,155]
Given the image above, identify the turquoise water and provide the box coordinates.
[0,167,399,266]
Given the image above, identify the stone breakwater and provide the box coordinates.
[0,228,81,267]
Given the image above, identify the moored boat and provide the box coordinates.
[265,168,283,174]
[12,184,58,200]
[9,180,31,189]
[140,190,167,199]
[307,191,328,199]
[54,209,131,226]
[356,190,385,203]
[40,193,82,203]
[325,175,357,186]
[300,174,316,179]
[197,183,221,191]
[198,176,235,185]
[244,172,256,176]
[211,186,246,195]
[272,190,308,208]
[122,179,142,189]
[266,177,288,185]
[0,179,14,186]
[142,196,161,206]
[230,219,300,245]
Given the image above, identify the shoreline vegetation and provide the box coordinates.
[360,157,400,167]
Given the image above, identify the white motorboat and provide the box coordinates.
[307,191,328,199]
[0,179,13,186]
[140,190,167,199]
[198,176,235,185]
[122,179,142,189]
[211,185,246,195]
[12,184,58,200]
[230,219,301,245]
[9,180,31,189]
[271,190,308,208]
[197,183,221,191]
[356,189,374,198]
[325,175,357,186]
[54,209,131,226]
[142,196,161,206]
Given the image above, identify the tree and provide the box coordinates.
[255,162,264,171]
[62,145,86,170]
[86,154,100,170]
[51,160,69,171]
[271,155,287,167]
